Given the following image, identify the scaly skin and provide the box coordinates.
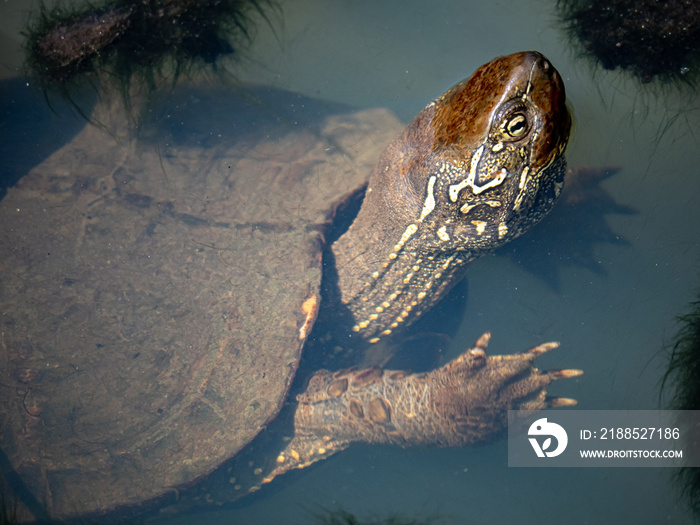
[331,51,571,343]
[265,333,582,483]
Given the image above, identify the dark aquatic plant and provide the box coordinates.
[22,0,276,110]
[557,0,700,85]
[313,508,439,525]
[661,292,700,517]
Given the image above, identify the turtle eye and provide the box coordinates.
[504,114,528,138]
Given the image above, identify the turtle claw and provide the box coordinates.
[547,368,584,380]
[467,332,560,360]
[525,340,561,357]
[547,397,579,408]
[473,331,492,350]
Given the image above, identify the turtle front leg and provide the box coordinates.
[263,333,582,484]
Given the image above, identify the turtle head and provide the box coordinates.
[332,52,571,342]
[421,51,571,252]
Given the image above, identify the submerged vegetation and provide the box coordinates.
[557,0,700,86]
[662,291,700,517]
[22,0,277,110]
[314,508,440,525]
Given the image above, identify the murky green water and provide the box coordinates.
[2,0,699,523]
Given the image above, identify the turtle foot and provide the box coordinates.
[264,332,582,484]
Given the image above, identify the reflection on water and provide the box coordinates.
[1,0,700,523]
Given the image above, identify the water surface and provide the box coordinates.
[1,0,698,523]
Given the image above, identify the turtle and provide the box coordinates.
[0,51,578,521]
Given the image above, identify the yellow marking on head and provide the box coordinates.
[318,447,327,455]
[472,168,507,195]
[513,192,525,212]
[368,338,380,344]
[403,272,414,284]
[492,142,503,152]
[276,455,285,463]
[498,222,508,239]
[382,329,392,336]
[375,306,384,313]
[518,166,530,190]
[412,265,420,272]
[371,271,380,279]
[472,220,487,235]
[468,145,485,181]
[389,252,397,259]
[352,325,361,332]
[395,223,418,251]
[382,301,391,308]
[449,179,469,203]
[449,144,487,202]
[437,225,450,241]
[460,203,476,214]
[291,450,300,461]
[419,175,438,221]
[417,291,427,299]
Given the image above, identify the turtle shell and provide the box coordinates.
[0,84,402,518]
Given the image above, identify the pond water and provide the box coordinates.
[1,0,699,523]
